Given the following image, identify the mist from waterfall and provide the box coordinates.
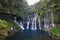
[44,12,55,30]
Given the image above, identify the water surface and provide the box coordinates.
[7,29,56,40]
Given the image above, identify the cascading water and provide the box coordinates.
[26,13,42,30]
[14,17,16,22]
[31,13,38,30]
[38,16,41,29]
[26,16,30,29]
[31,19,35,30]
[14,17,24,30]
[14,13,42,30]
[44,13,49,29]
[34,13,38,30]
[19,22,24,30]
[51,12,55,27]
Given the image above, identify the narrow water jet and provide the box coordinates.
[26,16,30,29]
[31,13,38,30]
[14,17,24,30]
[19,22,24,30]
[44,14,49,29]
[31,18,35,30]
[50,12,55,27]
[34,13,38,30]
[14,17,17,22]
[38,16,41,29]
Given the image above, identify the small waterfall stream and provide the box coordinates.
[14,17,24,30]
[44,13,49,29]
[31,13,38,30]
[50,12,55,27]
[26,16,30,29]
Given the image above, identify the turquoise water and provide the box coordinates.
[7,29,52,40]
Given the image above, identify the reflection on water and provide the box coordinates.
[7,30,56,40]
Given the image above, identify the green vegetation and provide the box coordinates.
[0,0,60,39]
[0,19,20,40]
[52,25,60,38]
[0,20,9,30]
[0,19,20,30]
[7,20,20,30]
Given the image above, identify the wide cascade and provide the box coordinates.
[13,13,55,30]
[26,13,41,30]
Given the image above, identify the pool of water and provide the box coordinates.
[7,29,55,40]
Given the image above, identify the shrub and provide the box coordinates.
[0,20,9,30]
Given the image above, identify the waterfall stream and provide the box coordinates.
[38,16,41,29]
[51,12,55,27]
[44,13,49,29]
[14,17,24,30]
[26,16,30,29]
[14,13,55,30]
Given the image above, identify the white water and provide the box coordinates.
[44,14,49,29]
[14,17,24,30]
[34,13,38,30]
[31,19,35,30]
[38,16,41,29]
[19,22,24,30]
[51,12,55,27]
[14,13,55,30]
[31,13,38,30]
[14,17,16,22]
[26,16,30,29]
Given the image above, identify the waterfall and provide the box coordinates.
[14,17,24,30]
[51,12,55,27]
[31,13,38,30]
[26,16,30,29]
[44,14,49,29]
[14,17,17,22]
[31,19,35,30]
[13,13,42,30]
[34,13,38,30]
[38,16,41,29]
[19,22,24,30]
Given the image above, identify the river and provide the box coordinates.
[7,29,56,40]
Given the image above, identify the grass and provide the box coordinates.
[52,25,60,38]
